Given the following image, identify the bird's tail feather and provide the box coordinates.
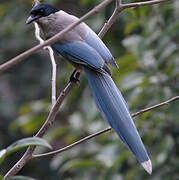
[84,67,152,173]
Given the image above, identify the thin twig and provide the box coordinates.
[99,0,170,38]
[4,81,78,178]
[99,1,123,38]
[122,0,170,9]
[48,47,57,107]
[0,0,170,72]
[132,96,179,117]
[34,22,56,107]
[33,95,179,158]
[33,0,40,6]
[35,82,78,138]
[0,0,113,73]
[116,0,120,8]
[34,128,112,158]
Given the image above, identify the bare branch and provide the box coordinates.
[33,0,40,6]
[132,95,179,117]
[34,95,179,158]
[99,0,170,38]
[116,0,120,8]
[98,4,122,38]
[34,22,56,107]
[34,128,112,158]
[0,0,113,73]
[4,81,78,178]
[4,91,179,178]
[0,0,171,72]
[49,47,57,107]
[122,0,171,9]
[35,81,79,138]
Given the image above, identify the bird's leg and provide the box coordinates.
[69,69,81,83]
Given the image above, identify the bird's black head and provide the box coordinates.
[26,3,59,24]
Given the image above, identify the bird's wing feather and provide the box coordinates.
[51,41,105,70]
[49,11,118,69]
[85,28,118,69]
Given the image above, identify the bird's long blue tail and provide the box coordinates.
[84,67,152,172]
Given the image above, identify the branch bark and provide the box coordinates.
[0,0,170,72]
[0,0,113,73]
[4,81,78,178]
[122,0,170,9]
[33,95,179,158]
[99,0,170,38]
[33,0,40,6]
[34,22,57,107]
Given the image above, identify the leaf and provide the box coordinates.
[0,137,51,164]
[7,176,37,180]
[0,175,5,180]
[6,137,52,155]
[0,149,7,164]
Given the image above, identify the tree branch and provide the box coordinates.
[33,0,40,6]
[34,22,57,107]
[4,81,78,178]
[33,95,179,158]
[0,0,171,72]
[122,0,171,9]
[99,0,170,38]
[34,128,112,158]
[99,0,123,38]
[132,95,179,117]
[0,0,113,73]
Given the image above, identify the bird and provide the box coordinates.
[26,3,152,174]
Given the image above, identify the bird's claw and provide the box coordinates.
[69,70,81,83]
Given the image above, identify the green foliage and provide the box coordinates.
[0,0,178,179]
[0,175,36,180]
[7,176,37,180]
[0,137,51,164]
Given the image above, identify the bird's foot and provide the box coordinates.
[69,69,81,83]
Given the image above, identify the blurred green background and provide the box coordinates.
[0,0,178,179]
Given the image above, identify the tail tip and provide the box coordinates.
[141,159,152,174]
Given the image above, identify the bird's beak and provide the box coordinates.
[26,14,42,24]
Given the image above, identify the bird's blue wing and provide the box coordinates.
[85,29,118,69]
[51,41,105,70]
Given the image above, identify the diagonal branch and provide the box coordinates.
[34,128,112,158]
[33,95,179,158]
[34,22,57,107]
[99,0,170,38]
[4,81,78,178]
[33,0,40,6]
[132,96,179,117]
[0,0,171,72]
[122,0,171,9]
[0,0,113,73]
[99,0,123,38]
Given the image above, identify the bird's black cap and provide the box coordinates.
[26,3,59,24]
